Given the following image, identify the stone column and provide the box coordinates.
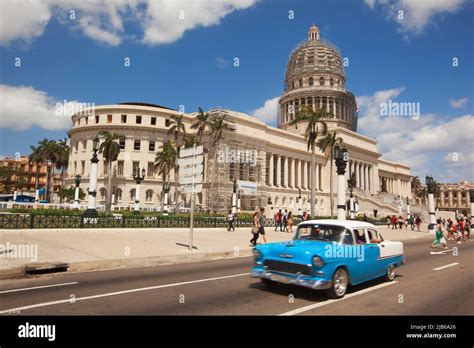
[303,161,308,189]
[296,159,301,189]
[315,163,320,191]
[448,190,453,207]
[283,156,288,187]
[355,162,360,189]
[290,158,295,188]
[457,191,462,207]
[276,155,281,187]
[269,154,274,187]
[364,165,369,192]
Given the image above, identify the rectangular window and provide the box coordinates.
[165,119,170,127]
[151,117,156,125]
[117,161,124,175]
[134,139,141,150]
[132,162,139,176]
[136,115,142,124]
[119,138,126,150]
[147,162,154,177]
[121,115,127,123]
[148,140,155,152]
[85,117,88,125]
[81,160,85,175]
[107,115,112,123]
[95,115,99,124]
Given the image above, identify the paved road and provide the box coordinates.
[0,238,472,315]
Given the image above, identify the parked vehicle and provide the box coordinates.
[251,220,404,298]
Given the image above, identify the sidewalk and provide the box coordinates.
[0,225,431,279]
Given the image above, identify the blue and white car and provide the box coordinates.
[251,220,404,298]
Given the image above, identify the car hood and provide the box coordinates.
[257,239,330,264]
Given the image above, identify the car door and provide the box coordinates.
[350,228,372,284]
[364,228,382,279]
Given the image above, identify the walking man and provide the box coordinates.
[258,207,268,244]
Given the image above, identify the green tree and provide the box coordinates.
[183,134,200,149]
[208,112,235,212]
[289,105,329,217]
[154,140,177,211]
[98,131,125,212]
[190,107,210,142]
[317,131,343,218]
[167,114,187,213]
[28,144,46,201]
[59,186,86,202]
[55,138,70,203]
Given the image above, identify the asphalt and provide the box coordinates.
[0,238,472,315]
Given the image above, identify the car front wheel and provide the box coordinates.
[384,264,396,281]
[325,268,348,299]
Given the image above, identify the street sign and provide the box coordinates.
[180,145,203,158]
[178,155,203,167]
[182,184,202,194]
[179,164,203,177]
[180,175,203,185]
[237,180,257,193]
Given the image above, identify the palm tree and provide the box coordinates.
[28,145,44,201]
[411,176,422,196]
[98,131,125,212]
[317,131,343,218]
[154,140,177,211]
[167,114,187,213]
[183,134,200,149]
[190,107,210,142]
[55,138,70,203]
[37,138,60,202]
[208,112,235,212]
[289,105,329,217]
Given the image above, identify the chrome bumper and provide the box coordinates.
[251,269,331,290]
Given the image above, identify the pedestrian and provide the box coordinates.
[398,215,404,229]
[250,211,260,246]
[415,216,421,232]
[363,213,367,222]
[464,218,470,240]
[258,207,268,244]
[227,209,235,231]
[287,211,294,234]
[408,215,414,231]
[455,220,463,244]
[391,215,398,229]
[303,211,308,221]
[274,209,282,231]
[282,209,288,232]
[386,216,391,228]
[431,218,447,249]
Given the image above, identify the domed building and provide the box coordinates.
[279,25,357,134]
[66,25,412,216]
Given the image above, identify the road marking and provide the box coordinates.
[433,262,459,271]
[430,248,455,255]
[0,273,249,314]
[0,282,78,294]
[279,281,398,316]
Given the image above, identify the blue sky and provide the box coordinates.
[0,0,473,182]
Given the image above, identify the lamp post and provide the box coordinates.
[84,137,100,218]
[355,198,359,214]
[237,191,241,213]
[231,178,237,215]
[133,168,146,214]
[469,189,474,234]
[162,182,170,215]
[406,196,410,217]
[347,172,356,219]
[74,174,81,209]
[297,188,302,216]
[334,145,348,220]
[111,185,116,208]
[426,175,436,231]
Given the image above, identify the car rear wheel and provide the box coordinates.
[384,264,396,281]
[325,268,348,299]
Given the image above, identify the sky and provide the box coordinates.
[0,0,473,183]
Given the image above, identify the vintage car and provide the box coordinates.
[251,220,404,298]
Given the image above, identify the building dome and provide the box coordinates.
[279,25,357,134]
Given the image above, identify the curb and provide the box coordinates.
[0,248,255,279]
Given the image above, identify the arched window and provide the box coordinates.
[308,77,314,86]
[330,78,334,86]
[100,188,107,200]
[146,189,153,202]
[319,76,325,86]
[116,188,122,201]
[130,189,136,201]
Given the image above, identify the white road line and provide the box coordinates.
[433,262,459,271]
[0,282,78,294]
[0,273,249,314]
[279,281,398,316]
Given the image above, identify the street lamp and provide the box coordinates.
[406,196,410,217]
[425,175,436,231]
[133,168,146,214]
[74,174,81,209]
[84,136,100,218]
[347,172,356,219]
[111,185,116,207]
[231,178,237,214]
[334,144,348,220]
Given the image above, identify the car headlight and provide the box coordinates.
[253,249,262,259]
[312,255,324,267]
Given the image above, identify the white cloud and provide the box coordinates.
[251,96,279,126]
[364,0,466,36]
[0,0,51,46]
[450,97,468,109]
[0,84,74,131]
[357,87,474,182]
[0,0,258,47]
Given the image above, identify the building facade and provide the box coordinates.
[66,25,412,216]
[415,181,473,216]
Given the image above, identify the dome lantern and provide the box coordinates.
[308,24,320,41]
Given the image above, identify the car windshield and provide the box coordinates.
[295,224,349,243]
